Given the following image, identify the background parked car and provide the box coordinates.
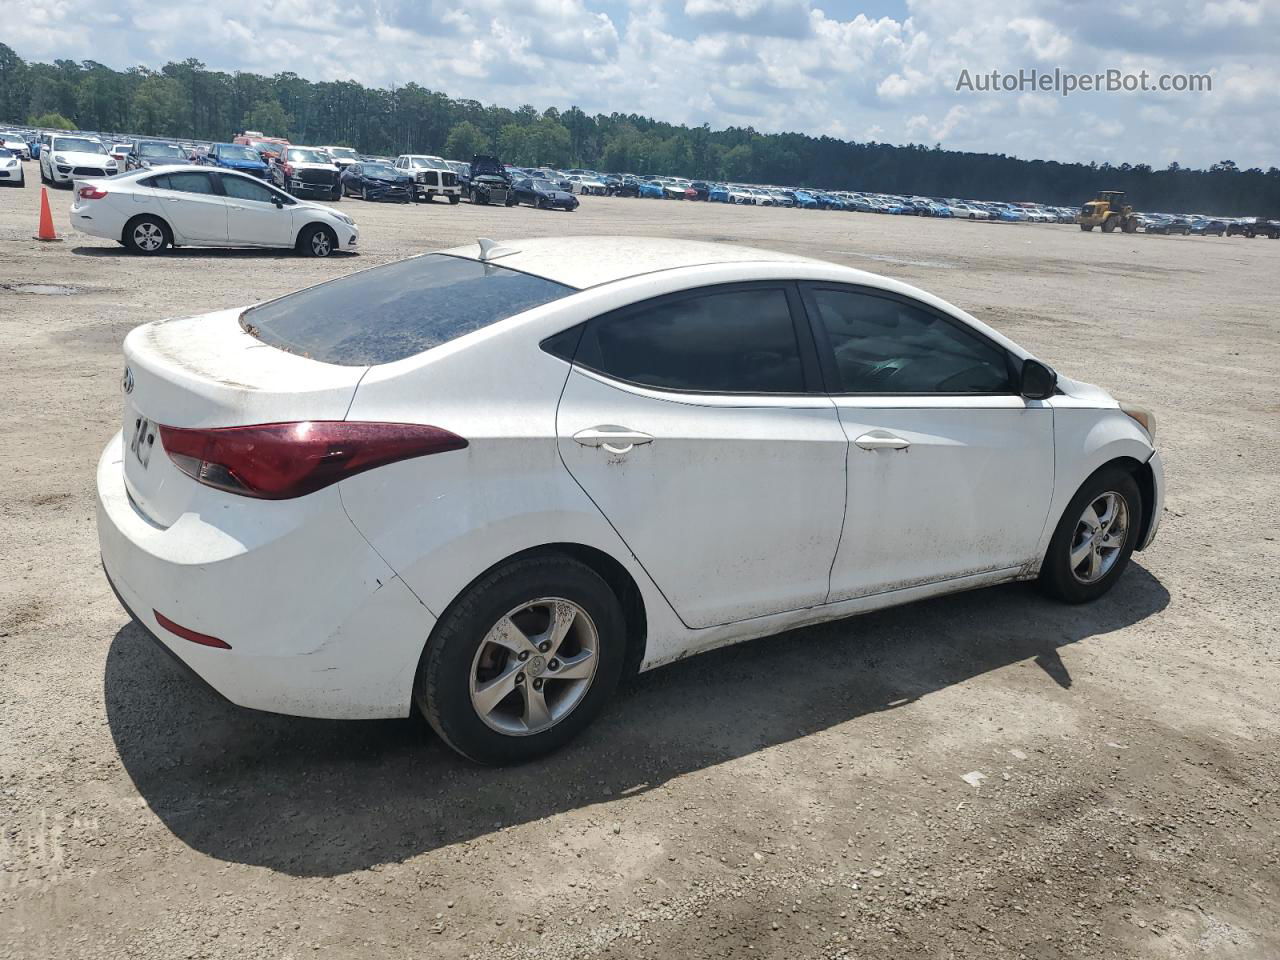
[40,134,117,187]
[271,147,342,201]
[466,155,512,205]
[393,154,462,203]
[0,147,25,187]
[318,146,360,170]
[203,142,270,179]
[339,161,413,202]
[127,140,190,172]
[509,177,579,211]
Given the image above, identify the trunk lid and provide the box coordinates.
[120,308,367,526]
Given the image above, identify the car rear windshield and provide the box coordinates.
[240,254,576,366]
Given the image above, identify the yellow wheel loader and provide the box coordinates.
[1078,190,1140,233]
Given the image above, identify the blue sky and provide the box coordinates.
[7,0,1275,168]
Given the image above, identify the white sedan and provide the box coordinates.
[97,237,1162,764]
[0,147,24,187]
[70,165,358,256]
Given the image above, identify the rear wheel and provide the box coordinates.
[123,216,171,255]
[298,223,336,258]
[416,555,626,764]
[1039,466,1142,604]
[1080,223,1093,231]
[448,194,459,205]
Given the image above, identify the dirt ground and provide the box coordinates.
[1,161,1278,960]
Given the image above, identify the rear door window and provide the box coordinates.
[162,171,218,195]
[241,254,576,366]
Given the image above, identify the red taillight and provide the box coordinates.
[78,186,108,200]
[154,610,231,649]
[158,421,467,500]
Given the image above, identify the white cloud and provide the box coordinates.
[5,0,1275,168]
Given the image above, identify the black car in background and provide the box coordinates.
[126,140,190,172]
[689,181,711,201]
[339,161,413,202]
[466,154,512,205]
[610,176,641,198]
[509,178,579,211]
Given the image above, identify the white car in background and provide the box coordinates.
[318,146,360,170]
[40,134,118,186]
[70,165,357,256]
[97,236,1162,764]
[1,133,31,160]
[949,202,990,220]
[0,147,24,187]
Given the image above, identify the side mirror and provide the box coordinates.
[1020,358,1057,400]
[272,196,284,209]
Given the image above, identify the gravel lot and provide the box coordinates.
[2,160,1278,960]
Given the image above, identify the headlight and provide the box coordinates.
[54,154,67,164]
[334,213,355,226]
[106,158,117,166]
[1119,402,1156,443]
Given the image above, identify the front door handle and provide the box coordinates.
[573,426,654,455]
[855,431,911,451]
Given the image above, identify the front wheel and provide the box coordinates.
[448,194,459,204]
[298,223,337,258]
[1039,467,1142,604]
[416,555,626,764]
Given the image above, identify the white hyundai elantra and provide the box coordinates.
[97,237,1162,763]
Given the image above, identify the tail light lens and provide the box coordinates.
[158,421,467,500]
[78,186,108,200]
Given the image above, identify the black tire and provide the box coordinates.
[122,215,171,255]
[298,223,337,258]
[362,186,370,201]
[448,194,459,204]
[1039,466,1142,604]
[330,187,340,202]
[1080,223,1093,231]
[416,554,627,764]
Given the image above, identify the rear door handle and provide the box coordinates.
[855,431,911,451]
[573,426,654,455]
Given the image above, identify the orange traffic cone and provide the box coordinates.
[34,186,62,242]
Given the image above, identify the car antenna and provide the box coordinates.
[477,238,519,262]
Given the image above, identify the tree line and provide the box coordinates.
[2,43,1277,216]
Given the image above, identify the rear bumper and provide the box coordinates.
[96,431,432,719]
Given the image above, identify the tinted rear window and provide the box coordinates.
[241,254,575,366]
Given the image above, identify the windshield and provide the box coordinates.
[139,143,185,158]
[219,145,260,161]
[531,180,556,190]
[286,148,327,163]
[364,164,399,178]
[241,254,576,366]
[53,137,106,154]
[327,147,358,159]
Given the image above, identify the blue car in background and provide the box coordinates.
[708,184,730,202]
[638,181,665,199]
[790,190,820,209]
[203,142,270,178]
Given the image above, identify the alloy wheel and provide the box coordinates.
[469,598,599,736]
[310,230,332,256]
[1069,492,1129,583]
[133,222,164,251]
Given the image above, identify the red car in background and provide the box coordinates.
[233,131,291,161]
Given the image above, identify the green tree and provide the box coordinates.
[244,98,291,137]
[444,120,489,159]
[0,43,29,124]
[30,111,73,129]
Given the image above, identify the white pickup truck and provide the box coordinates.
[394,154,462,203]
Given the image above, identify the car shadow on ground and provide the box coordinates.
[70,246,356,260]
[105,566,1169,877]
